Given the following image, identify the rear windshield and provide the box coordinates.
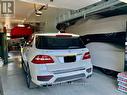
[35,36,85,49]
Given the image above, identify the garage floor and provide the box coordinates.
[0,51,126,95]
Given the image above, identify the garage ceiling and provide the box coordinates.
[0,0,40,26]
[97,5,127,17]
[0,0,102,27]
[20,0,101,10]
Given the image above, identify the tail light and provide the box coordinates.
[82,52,91,60]
[37,75,53,81]
[31,55,54,64]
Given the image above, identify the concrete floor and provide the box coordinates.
[0,51,126,95]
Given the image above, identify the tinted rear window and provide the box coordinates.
[36,36,85,49]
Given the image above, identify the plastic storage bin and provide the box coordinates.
[117,72,127,93]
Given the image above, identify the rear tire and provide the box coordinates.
[25,63,37,89]
[21,58,26,73]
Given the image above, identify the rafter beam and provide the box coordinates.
[57,0,124,23]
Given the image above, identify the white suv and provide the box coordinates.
[21,33,93,88]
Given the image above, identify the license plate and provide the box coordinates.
[64,56,76,63]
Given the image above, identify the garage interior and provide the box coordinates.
[0,0,127,95]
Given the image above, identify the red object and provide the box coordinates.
[82,52,91,60]
[31,55,54,64]
[11,25,32,38]
[37,75,53,81]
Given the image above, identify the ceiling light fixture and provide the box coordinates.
[119,0,127,3]
[34,4,42,16]
[34,4,48,16]
[17,24,25,27]
[35,10,42,16]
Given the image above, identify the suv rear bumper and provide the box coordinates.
[31,66,93,86]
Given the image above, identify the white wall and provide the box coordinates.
[66,15,127,72]
[67,15,127,35]
[86,42,124,72]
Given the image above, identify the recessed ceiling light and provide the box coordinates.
[126,42,127,45]
[18,24,25,27]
